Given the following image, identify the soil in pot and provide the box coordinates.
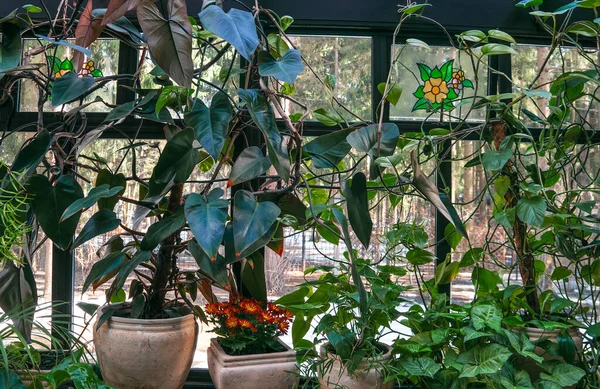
[318,342,394,389]
[207,337,298,389]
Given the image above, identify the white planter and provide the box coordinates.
[318,342,394,389]
[93,309,198,389]
[207,337,298,389]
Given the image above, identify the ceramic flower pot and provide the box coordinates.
[207,337,298,389]
[318,342,394,389]
[518,327,583,387]
[93,308,199,389]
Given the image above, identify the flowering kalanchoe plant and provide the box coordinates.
[205,296,293,355]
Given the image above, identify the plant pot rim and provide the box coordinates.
[520,326,581,335]
[209,337,296,363]
[319,341,392,363]
[96,304,197,326]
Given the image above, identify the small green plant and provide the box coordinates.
[0,167,31,265]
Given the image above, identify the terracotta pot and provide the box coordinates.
[318,342,394,389]
[93,308,199,389]
[207,337,298,389]
[518,327,583,387]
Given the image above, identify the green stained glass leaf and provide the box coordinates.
[463,79,473,88]
[447,89,458,100]
[440,59,454,82]
[430,67,442,79]
[412,98,428,111]
[61,59,74,71]
[47,56,62,74]
[413,85,425,99]
[417,63,431,81]
[91,69,103,77]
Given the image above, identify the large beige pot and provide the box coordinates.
[93,308,198,389]
[207,337,298,389]
[318,342,394,389]
[519,327,583,387]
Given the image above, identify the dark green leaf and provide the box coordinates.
[242,251,267,301]
[342,172,372,248]
[10,129,51,176]
[140,208,185,251]
[232,190,280,258]
[198,5,258,61]
[95,169,127,211]
[0,22,22,76]
[406,248,436,265]
[51,72,95,106]
[516,196,546,227]
[460,248,484,267]
[185,192,228,260]
[228,146,271,185]
[83,252,127,293]
[377,82,403,106]
[312,108,344,126]
[238,89,290,182]
[61,185,124,221]
[185,93,233,160]
[72,210,121,249]
[0,262,34,340]
[108,251,151,299]
[29,175,84,250]
[189,239,230,288]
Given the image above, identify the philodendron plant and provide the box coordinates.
[0,0,466,329]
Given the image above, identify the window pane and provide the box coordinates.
[512,45,600,129]
[390,45,488,122]
[282,36,372,121]
[19,39,119,112]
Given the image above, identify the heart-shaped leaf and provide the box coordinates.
[232,190,280,258]
[51,72,95,106]
[343,172,372,248]
[146,128,200,200]
[72,210,121,249]
[185,192,228,261]
[258,49,304,84]
[185,93,233,160]
[28,175,84,250]
[304,128,353,169]
[95,169,126,211]
[516,196,546,227]
[61,184,124,221]
[10,129,52,176]
[238,89,290,182]
[198,5,258,61]
[140,208,185,251]
[189,239,231,289]
[347,123,399,159]
[138,0,193,87]
[228,146,271,186]
[83,251,126,293]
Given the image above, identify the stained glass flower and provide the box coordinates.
[423,77,449,104]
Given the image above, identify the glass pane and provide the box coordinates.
[390,45,488,122]
[19,39,119,112]
[282,36,372,122]
[512,45,600,129]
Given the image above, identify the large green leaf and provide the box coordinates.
[238,89,290,182]
[232,190,280,258]
[539,363,586,387]
[198,5,258,61]
[258,49,304,84]
[61,185,124,221]
[184,192,228,260]
[10,129,51,177]
[516,196,546,228]
[0,370,27,389]
[342,172,372,248]
[51,72,95,106]
[185,94,233,160]
[304,128,353,169]
[403,357,441,377]
[0,261,34,341]
[346,123,399,159]
[0,21,22,76]
[146,128,200,200]
[188,239,230,289]
[82,251,127,293]
[471,304,502,331]
[140,208,185,251]
[107,250,151,299]
[137,0,193,87]
[228,146,271,186]
[406,248,436,265]
[95,169,126,211]
[28,175,84,250]
[72,210,121,249]
[242,251,267,301]
[457,344,512,378]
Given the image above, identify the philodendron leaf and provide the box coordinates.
[140,208,186,251]
[342,172,372,248]
[232,190,280,258]
[347,123,399,178]
[457,344,512,378]
[198,5,258,61]
[61,185,124,221]
[83,251,127,293]
[146,128,200,200]
[238,89,290,182]
[539,363,586,387]
[228,146,271,186]
[185,93,233,160]
[403,357,441,378]
[107,250,151,300]
[185,191,228,261]
[28,175,84,251]
[304,128,353,169]
[137,0,193,87]
[95,169,126,211]
[410,151,468,238]
[471,303,502,331]
[242,251,267,301]
[0,21,22,76]
[188,239,230,289]
[258,49,304,84]
[0,262,34,341]
[10,129,52,177]
[72,210,121,250]
[102,0,141,26]
[516,196,546,228]
[51,72,95,106]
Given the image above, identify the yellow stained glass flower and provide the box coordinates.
[54,69,70,79]
[452,70,465,82]
[423,78,449,104]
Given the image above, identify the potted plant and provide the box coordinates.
[205,296,297,389]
